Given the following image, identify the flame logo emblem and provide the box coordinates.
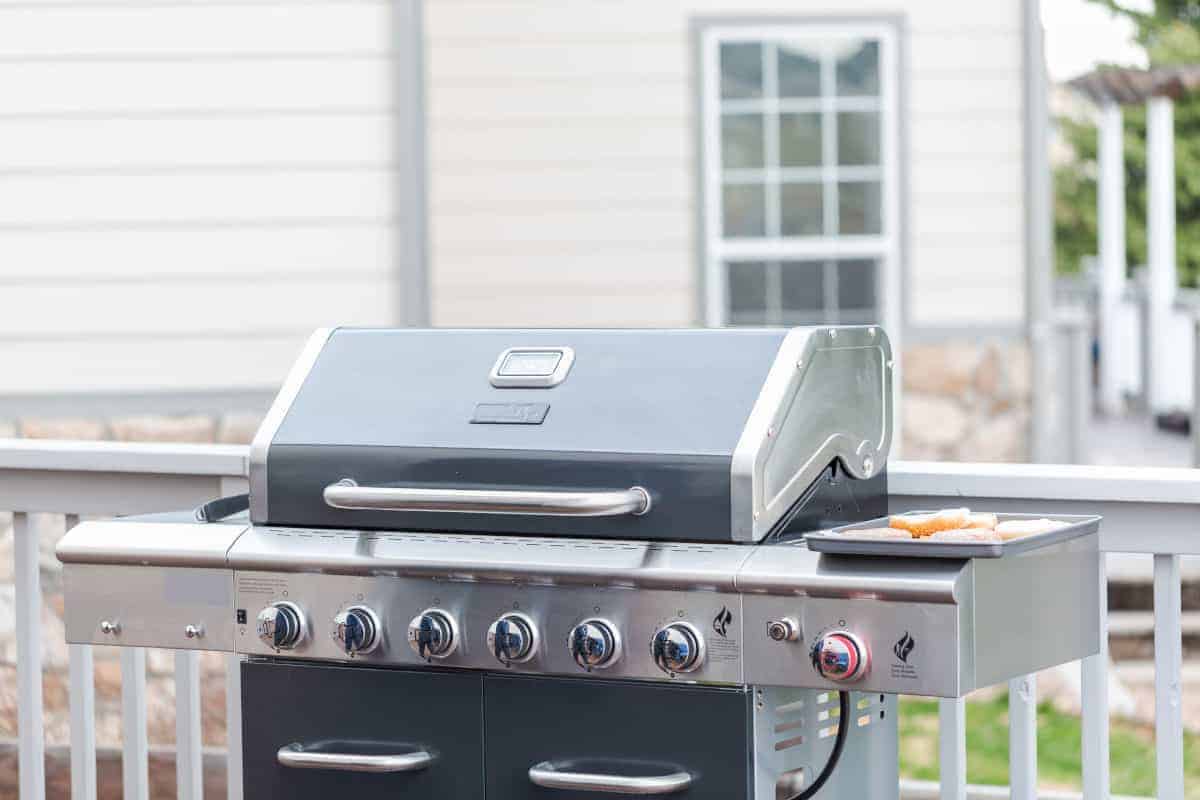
[712,606,733,638]
[894,632,915,663]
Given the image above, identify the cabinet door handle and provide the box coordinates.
[528,761,692,795]
[277,744,433,773]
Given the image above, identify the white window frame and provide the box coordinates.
[699,21,902,339]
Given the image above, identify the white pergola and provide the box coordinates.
[1069,66,1200,416]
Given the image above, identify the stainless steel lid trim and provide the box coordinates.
[731,326,894,542]
[248,327,335,524]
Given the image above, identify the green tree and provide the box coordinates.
[1055,0,1200,287]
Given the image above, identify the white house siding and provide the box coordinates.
[0,0,401,396]
[425,0,1026,330]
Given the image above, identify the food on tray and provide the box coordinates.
[994,518,1070,541]
[964,512,998,529]
[927,528,1002,543]
[838,528,913,540]
[888,508,970,537]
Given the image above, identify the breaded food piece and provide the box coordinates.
[927,528,1002,543]
[838,528,913,540]
[994,518,1069,541]
[888,508,970,538]
[963,512,998,529]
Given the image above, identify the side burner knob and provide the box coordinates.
[408,609,459,660]
[332,605,381,656]
[569,618,621,670]
[651,622,705,674]
[487,613,539,665]
[766,617,801,643]
[256,602,305,651]
[811,630,870,682]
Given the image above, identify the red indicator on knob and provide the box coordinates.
[811,630,870,682]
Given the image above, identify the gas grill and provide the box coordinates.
[57,326,1101,799]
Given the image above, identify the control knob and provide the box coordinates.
[487,613,539,665]
[651,622,705,674]
[331,605,381,656]
[811,630,870,682]
[256,601,305,651]
[408,609,458,659]
[569,618,621,670]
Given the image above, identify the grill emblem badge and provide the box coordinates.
[712,607,733,638]
[893,632,915,663]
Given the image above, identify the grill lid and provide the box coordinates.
[250,327,893,542]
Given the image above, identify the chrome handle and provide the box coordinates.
[324,480,651,517]
[276,744,433,773]
[528,762,692,795]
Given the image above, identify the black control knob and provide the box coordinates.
[256,602,305,651]
[487,613,538,665]
[651,622,705,674]
[332,606,381,656]
[408,608,458,659]
[569,618,621,670]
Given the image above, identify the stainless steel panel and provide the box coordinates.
[63,564,235,651]
[233,570,744,685]
[229,526,750,591]
[743,594,964,696]
[732,325,893,541]
[249,327,334,523]
[967,534,1101,690]
[751,687,898,800]
[56,519,248,568]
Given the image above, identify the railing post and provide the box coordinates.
[65,513,98,800]
[1055,308,1092,463]
[14,512,45,800]
[938,698,966,800]
[1192,314,1199,468]
[1154,554,1184,800]
[226,654,244,800]
[1081,553,1111,800]
[120,648,149,800]
[175,651,203,800]
[1008,674,1037,800]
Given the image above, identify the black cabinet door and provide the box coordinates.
[485,674,751,800]
[242,661,484,800]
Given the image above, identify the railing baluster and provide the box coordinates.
[14,512,45,800]
[938,697,966,800]
[1154,553,1184,800]
[120,648,149,800]
[175,650,203,800]
[1008,674,1037,800]
[1081,553,1111,800]
[226,654,244,800]
[67,507,97,800]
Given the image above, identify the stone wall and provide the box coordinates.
[899,339,1032,462]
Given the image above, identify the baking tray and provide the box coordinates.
[804,512,1101,559]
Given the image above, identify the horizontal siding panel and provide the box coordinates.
[428,83,688,121]
[427,3,685,39]
[911,285,1024,326]
[0,335,313,395]
[430,123,691,169]
[0,277,394,337]
[432,166,688,212]
[0,114,392,170]
[0,224,395,279]
[682,0,1018,29]
[428,40,683,83]
[434,250,693,286]
[432,209,689,249]
[0,3,390,57]
[911,117,1022,159]
[433,289,694,328]
[912,207,1020,239]
[0,170,394,225]
[911,76,1022,118]
[0,58,391,115]
[912,161,1023,199]
[909,31,1020,76]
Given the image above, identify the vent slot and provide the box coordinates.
[774,734,805,752]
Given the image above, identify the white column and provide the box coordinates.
[1097,101,1127,415]
[1008,674,1038,800]
[1146,96,1177,413]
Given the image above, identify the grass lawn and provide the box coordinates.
[899,695,1200,797]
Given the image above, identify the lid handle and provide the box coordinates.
[323,480,651,517]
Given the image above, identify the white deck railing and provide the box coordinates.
[2,441,1198,799]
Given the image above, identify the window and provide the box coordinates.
[700,23,900,329]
